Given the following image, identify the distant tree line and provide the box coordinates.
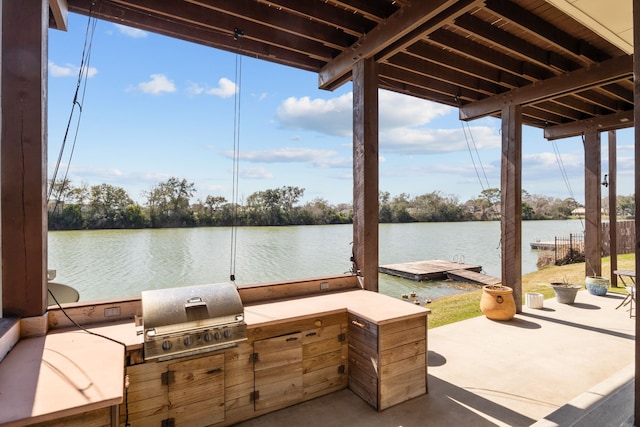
[47,178,634,230]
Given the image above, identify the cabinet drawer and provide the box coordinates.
[348,313,377,350]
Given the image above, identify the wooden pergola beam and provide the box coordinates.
[49,0,69,31]
[318,0,482,90]
[544,110,634,140]
[460,55,632,121]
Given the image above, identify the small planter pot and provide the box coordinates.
[550,283,581,304]
[480,285,516,321]
[585,276,609,296]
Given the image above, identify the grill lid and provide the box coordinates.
[142,282,244,335]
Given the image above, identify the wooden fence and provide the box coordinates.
[536,220,634,267]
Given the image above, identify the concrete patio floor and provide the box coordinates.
[234,289,636,427]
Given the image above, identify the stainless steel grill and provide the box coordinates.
[141,282,247,361]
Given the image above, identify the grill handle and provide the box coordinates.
[184,297,209,321]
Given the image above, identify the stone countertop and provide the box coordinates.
[244,289,429,327]
[0,326,126,427]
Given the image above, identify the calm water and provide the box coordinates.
[48,220,584,303]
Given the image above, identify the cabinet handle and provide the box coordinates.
[206,368,222,375]
[286,337,299,342]
[306,332,317,337]
[351,320,366,329]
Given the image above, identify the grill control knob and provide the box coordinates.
[183,336,193,346]
[204,332,213,342]
[224,329,232,339]
[162,340,172,351]
[214,331,222,341]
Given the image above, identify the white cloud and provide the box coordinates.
[275,89,488,155]
[277,93,353,137]
[114,24,148,38]
[188,78,237,98]
[380,126,500,154]
[135,74,176,95]
[227,147,351,168]
[240,166,273,179]
[378,90,454,128]
[523,152,582,170]
[48,61,98,78]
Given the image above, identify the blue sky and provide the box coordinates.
[47,13,635,206]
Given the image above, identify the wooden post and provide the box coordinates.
[500,104,522,313]
[0,0,3,318]
[633,0,640,422]
[583,129,602,278]
[352,58,379,292]
[608,131,617,287]
[1,1,48,317]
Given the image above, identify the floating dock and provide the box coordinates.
[379,259,501,286]
[446,268,501,286]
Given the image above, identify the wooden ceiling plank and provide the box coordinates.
[386,53,501,97]
[427,29,552,82]
[459,55,632,121]
[544,111,634,140]
[405,42,526,89]
[255,0,381,36]
[571,88,629,114]
[148,0,344,59]
[186,0,357,50]
[552,95,600,117]
[379,82,459,108]
[379,63,481,104]
[532,100,587,122]
[484,0,609,64]
[318,0,461,90]
[329,0,399,22]
[69,0,326,71]
[452,14,578,73]
[520,105,567,126]
[597,83,635,105]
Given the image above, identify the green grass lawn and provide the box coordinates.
[427,253,635,329]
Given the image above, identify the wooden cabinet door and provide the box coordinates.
[168,353,225,427]
[302,322,347,400]
[253,332,303,412]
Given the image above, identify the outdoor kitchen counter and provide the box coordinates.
[0,290,427,426]
[243,289,429,326]
[0,321,136,427]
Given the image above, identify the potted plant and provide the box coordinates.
[585,275,609,296]
[480,284,516,321]
[550,277,581,304]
